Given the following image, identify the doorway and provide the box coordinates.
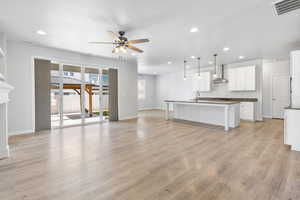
[272,75,290,119]
[34,58,115,130]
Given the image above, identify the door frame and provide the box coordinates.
[271,74,290,119]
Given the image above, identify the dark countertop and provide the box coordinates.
[285,106,300,110]
[164,100,240,105]
[194,97,258,102]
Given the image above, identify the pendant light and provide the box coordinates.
[214,54,218,76]
[213,54,218,78]
[183,60,187,80]
[197,57,201,78]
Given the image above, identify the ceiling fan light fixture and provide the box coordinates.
[90,30,149,54]
[120,46,127,53]
[114,47,119,53]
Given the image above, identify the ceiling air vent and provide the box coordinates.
[273,0,300,15]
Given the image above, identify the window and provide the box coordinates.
[138,79,146,100]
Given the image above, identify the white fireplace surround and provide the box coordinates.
[0,73,13,158]
[0,74,13,103]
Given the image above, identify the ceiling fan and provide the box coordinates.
[89,31,149,53]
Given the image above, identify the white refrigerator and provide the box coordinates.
[291,50,300,107]
[284,50,300,151]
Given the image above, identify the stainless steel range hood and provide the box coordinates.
[212,54,228,84]
[213,64,228,84]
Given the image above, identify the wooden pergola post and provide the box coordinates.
[50,84,94,117]
[87,86,93,117]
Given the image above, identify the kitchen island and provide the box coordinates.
[165,100,240,131]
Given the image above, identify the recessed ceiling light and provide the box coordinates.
[190,27,198,33]
[239,56,245,59]
[36,30,47,35]
[131,53,136,56]
[190,56,196,59]
[167,61,172,64]
[208,61,213,65]
[223,47,230,51]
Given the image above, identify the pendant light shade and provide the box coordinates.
[197,57,201,78]
[214,54,218,75]
[183,60,187,80]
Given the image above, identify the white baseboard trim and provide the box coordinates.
[119,115,138,121]
[263,115,272,119]
[9,129,34,136]
[0,145,10,159]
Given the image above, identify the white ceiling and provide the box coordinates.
[0,0,300,74]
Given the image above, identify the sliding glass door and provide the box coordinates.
[50,62,108,128]
[62,65,83,126]
[50,63,61,128]
[84,67,102,124]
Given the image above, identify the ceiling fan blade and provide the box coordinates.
[108,31,120,41]
[128,39,149,44]
[89,42,119,44]
[127,45,144,53]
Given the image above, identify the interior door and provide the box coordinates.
[272,75,290,119]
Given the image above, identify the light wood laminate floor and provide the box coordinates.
[1,110,300,200]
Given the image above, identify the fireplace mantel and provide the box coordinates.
[0,74,13,104]
[0,73,13,159]
[0,47,4,58]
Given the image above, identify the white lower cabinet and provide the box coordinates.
[284,108,300,151]
[240,102,256,121]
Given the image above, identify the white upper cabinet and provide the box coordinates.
[198,71,211,92]
[228,66,256,91]
[228,68,237,90]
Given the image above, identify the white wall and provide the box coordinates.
[6,41,137,135]
[262,60,290,118]
[157,59,264,121]
[138,74,157,110]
